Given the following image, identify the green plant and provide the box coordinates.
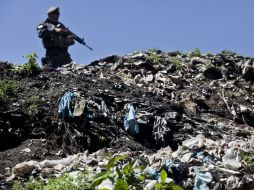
[220,49,237,56]
[12,157,184,190]
[26,95,40,117]
[91,155,145,190]
[20,53,41,74]
[12,180,23,190]
[155,169,184,190]
[170,58,183,70]
[0,80,17,102]
[24,176,44,190]
[148,48,161,64]
[206,51,214,56]
[189,48,201,57]
[239,150,254,165]
[250,85,254,93]
[98,135,107,144]
[27,104,39,117]
[13,169,93,190]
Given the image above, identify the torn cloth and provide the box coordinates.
[124,104,139,134]
[58,91,75,119]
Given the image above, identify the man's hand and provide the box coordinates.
[55,28,65,33]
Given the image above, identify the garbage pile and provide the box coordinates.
[0,49,254,189]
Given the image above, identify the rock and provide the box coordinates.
[73,98,86,117]
[13,161,39,176]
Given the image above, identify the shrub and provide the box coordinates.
[13,170,93,190]
[155,169,184,190]
[189,48,201,57]
[170,58,183,70]
[251,85,254,93]
[206,51,214,56]
[0,80,17,102]
[13,156,184,190]
[20,53,41,75]
[148,48,162,64]
[220,49,237,56]
[91,155,145,190]
[26,95,40,117]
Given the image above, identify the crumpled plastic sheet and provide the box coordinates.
[58,91,75,119]
[182,134,205,149]
[225,176,240,190]
[101,100,109,117]
[145,167,160,180]
[222,147,241,170]
[193,168,212,190]
[165,159,180,173]
[136,111,152,124]
[196,151,212,164]
[153,116,170,144]
[124,104,139,134]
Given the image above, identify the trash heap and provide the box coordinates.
[0,49,254,189]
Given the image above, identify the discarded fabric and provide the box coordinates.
[145,167,160,180]
[58,91,75,119]
[124,104,139,134]
[193,168,212,190]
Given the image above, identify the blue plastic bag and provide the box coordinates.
[58,91,75,119]
[193,168,212,190]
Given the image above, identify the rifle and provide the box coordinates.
[66,28,93,51]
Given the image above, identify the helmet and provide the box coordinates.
[47,6,60,14]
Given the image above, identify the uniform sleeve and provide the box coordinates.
[37,23,55,38]
[58,22,67,30]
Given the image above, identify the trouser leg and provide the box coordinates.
[45,51,72,68]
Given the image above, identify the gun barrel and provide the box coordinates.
[68,29,93,50]
[84,44,93,51]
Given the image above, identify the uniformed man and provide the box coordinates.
[37,6,75,68]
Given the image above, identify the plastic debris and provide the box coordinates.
[222,148,241,170]
[58,91,75,119]
[193,168,212,190]
[124,104,139,134]
[153,116,169,144]
[145,167,160,180]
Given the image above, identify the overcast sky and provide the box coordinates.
[0,0,254,65]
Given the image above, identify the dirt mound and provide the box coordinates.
[1,49,254,189]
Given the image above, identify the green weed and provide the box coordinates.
[170,58,183,70]
[0,80,17,102]
[155,169,184,190]
[26,95,40,117]
[91,155,144,190]
[13,156,184,190]
[148,48,161,64]
[19,53,41,75]
[189,48,201,57]
[220,49,237,56]
[250,85,254,93]
[13,169,93,190]
[240,150,254,165]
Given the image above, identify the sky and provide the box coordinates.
[0,0,254,65]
